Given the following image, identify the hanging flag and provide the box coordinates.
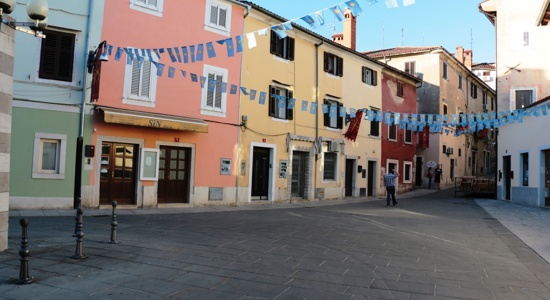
[180,70,186,77]
[301,100,309,111]
[156,63,165,77]
[168,67,175,78]
[220,82,227,93]
[257,28,268,36]
[322,104,329,114]
[181,46,189,63]
[174,47,182,63]
[329,105,337,118]
[235,35,244,53]
[282,21,293,30]
[345,0,363,16]
[315,10,325,25]
[246,32,257,49]
[394,112,400,125]
[259,92,267,104]
[271,25,287,39]
[125,49,134,65]
[146,49,153,61]
[310,102,318,114]
[230,84,238,94]
[196,44,204,61]
[190,73,198,82]
[288,98,296,109]
[330,6,344,22]
[250,89,257,100]
[107,44,113,56]
[344,110,363,142]
[206,42,216,58]
[189,45,196,62]
[339,106,346,117]
[403,0,415,6]
[167,48,177,63]
[115,47,124,61]
[153,48,162,59]
[207,79,216,92]
[350,108,357,118]
[225,38,235,57]
[277,96,285,108]
[216,39,225,45]
[200,76,206,88]
[301,15,317,29]
[385,0,398,8]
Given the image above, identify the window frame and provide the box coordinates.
[122,46,159,107]
[37,28,76,84]
[512,88,535,110]
[362,67,377,86]
[404,61,416,76]
[270,30,295,61]
[322,151,338,181]
[32,133,67,179]
[130,0,163,16]
[204,0,232,36]
[521,152,529,186]
[458,74,463,89]
[403,161,413,183]
[404,121,412,144]
[324,51,343,77]
[370,108,380,137]
[388,114,397,142]
[471,83,478,99]
[442,62,448,79]
[200,64,228,117]
[396,80,404,97]
[269,84,294,121]
[323,98,343,129]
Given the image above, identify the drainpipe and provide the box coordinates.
[74,0,95,209]
[235,3,250,206]
[314,39,323,199]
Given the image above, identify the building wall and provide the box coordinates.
[0,15,15,251]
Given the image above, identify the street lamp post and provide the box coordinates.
[0,0,49,37]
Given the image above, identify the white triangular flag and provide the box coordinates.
[257,28,268,36]
[403,0,415,6]
[246,32,257,49]
[385,0,398,8]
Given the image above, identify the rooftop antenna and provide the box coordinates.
[401,28,404,45]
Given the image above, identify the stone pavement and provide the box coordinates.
[1,188,550,299]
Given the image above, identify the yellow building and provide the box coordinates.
[237,3,415,204]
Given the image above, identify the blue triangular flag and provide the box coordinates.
[271,25,287,39]
[189,45,195,62]
[345,0,363,16]
[235,36,244,53]
[181,46,189,63]
[240,87,249,95]
[301,100,308,111]
[196,44,204,61]
[206,42,216,58]
[190,73,198,82]
[310,102,318,114]
[168,67,175,78]
[301,15,317,29]
[200,76,206,88]
[230,84,238,94]
[259,92,266,104]
[250,89,257,100]
[156,63,165,77]
[225,38,235,57]
[330,6,344,21]
[207,79,216,92]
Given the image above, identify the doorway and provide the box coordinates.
[367,161,376,196]
[252,147,271,200]
[545,150,550,207]
[291,151,308,199]
[503,155,511,200]
[345,159,355,197]
[415,156,423,186]
[99,142,137,205]
[157,146,191,204]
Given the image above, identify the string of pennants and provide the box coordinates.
[94,0,550,136]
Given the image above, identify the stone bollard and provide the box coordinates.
[108,200,119,244]
[17,218,33,284]
[71,207,87,259]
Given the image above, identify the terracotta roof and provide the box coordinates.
[526,95,550,108]
[472,63,495,70]
[363,46,443,58]
[538,0,550,25]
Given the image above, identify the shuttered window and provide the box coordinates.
[269,85,294,120]
[323,99,343,129]
[324,52,343,77]
[39,29,75,82]
[362,67,377,86]
[270,30,295,61]
[206,0,230,34]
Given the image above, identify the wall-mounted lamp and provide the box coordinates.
[0,0,49,37]
[87,40,108,74]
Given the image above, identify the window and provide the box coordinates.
[396,80,404,97]
[270,30,295,60]
[482,91,488,110]
[205,0,231,35]
[362,67,377,86]
[491,97,495,110]
[388,114,397,141]
[39,29,76,82]
[482,71,490,76]
[123,47,158,107]
[324,52,343,76]
[32,133,67,179]
[370,109,380,137]
[404,123,412,144]
[442,145,447,154]
[514,89,534,110]
[521,152,529,186]
[201,64,228,117]
[403,162,413,183]
[269,85,293,120]
[404,61,415,75]
[471,83,478,98]
[523,31,530,47]
[443,104,448,115]
[442,62,448,79]
[130,0,163,16]
[324,99,343,129]
[458,74,463,89]
[458,148,462,157]
[323,152,337,181]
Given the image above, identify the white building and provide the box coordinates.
[480,0,550,207]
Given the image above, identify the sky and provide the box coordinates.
[250,0,496,63]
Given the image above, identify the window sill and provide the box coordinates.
[123,98,156,108]
[32,173,65,179]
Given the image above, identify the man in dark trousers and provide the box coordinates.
[384,168,399,206]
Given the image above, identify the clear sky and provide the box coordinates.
[250,0,496,63]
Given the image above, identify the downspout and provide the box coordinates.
[235,3,250,206]
[314,39,323,199]
[74,0,95,209]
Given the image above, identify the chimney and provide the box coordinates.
[456,46,464,64]
[332,9,356,50]
[464,50,472,70]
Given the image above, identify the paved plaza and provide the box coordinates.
[1,189,550,299]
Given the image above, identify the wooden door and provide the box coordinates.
[252,147,270,200]
[99,143,137,205]
[158,146,190,204]
[291,151,308,198]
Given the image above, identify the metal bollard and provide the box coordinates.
[17,218,33,284]
[72,200,81,237]
[71,207,87,259]
[108,200,119,244]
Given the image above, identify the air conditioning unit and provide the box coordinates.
[328,141,339,152]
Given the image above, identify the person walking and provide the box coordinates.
[384,169,399,206]
[434,164,443,190]
[427,167,434,189]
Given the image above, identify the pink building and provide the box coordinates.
[84,0,248,208]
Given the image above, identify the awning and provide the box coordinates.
[99,107,208,133]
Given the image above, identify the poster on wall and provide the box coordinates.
[220,158,231,175]
[279,160,288,178]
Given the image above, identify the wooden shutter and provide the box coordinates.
[270,30,277,54]
[209,5,218,25]
[287,91,293,120]
[218,8,227,28]
[337,102,343,129]
[373,70,377,86]
[337,56,344,77]
[288,37,295,61]
[39,30,75,82]
[323,52,329,72]
[361,67,366,83]
[215,74,223,108]
[141,61,151,97]
[323,100,330,126]
[269,85,276,117]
